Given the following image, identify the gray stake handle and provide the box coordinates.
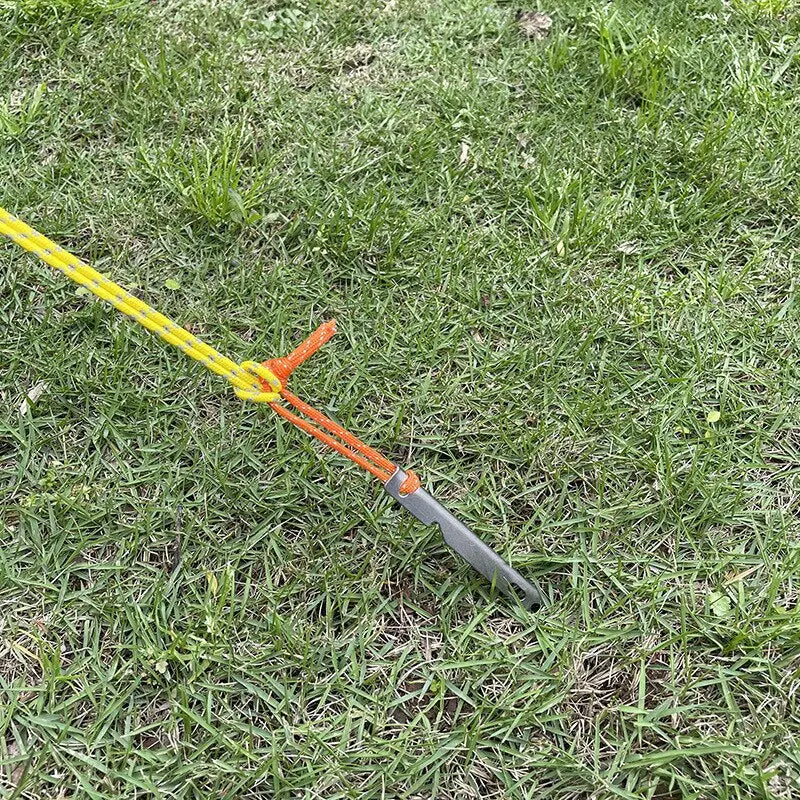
[384,469,543,610]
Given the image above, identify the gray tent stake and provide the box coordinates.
[384,469,543,610]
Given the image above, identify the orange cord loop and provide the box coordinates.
[397,470,421,495]
[259,321,420,494]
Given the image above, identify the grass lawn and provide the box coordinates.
[2,0,800,796]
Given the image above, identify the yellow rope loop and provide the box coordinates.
[0,206,283,405]
[234,361,282,403]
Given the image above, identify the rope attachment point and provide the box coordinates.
[234,362,282,403]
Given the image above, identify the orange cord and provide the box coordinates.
[261,322,421,495]
[264,319,337,385]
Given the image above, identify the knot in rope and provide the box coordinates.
[232,362,282,403]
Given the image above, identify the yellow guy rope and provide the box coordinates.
[0,207,282,402]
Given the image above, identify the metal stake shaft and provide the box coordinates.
[384,469,543,610]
